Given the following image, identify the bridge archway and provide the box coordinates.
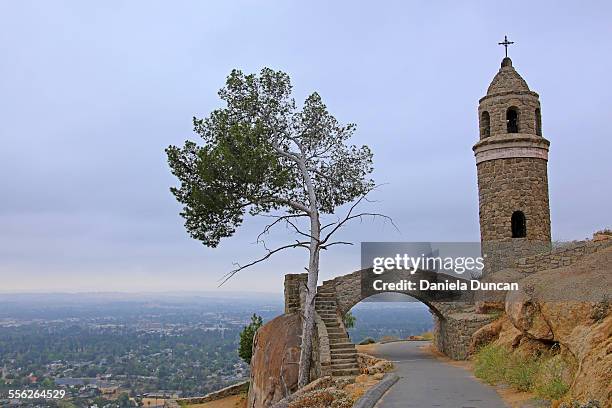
[343,292,438,344]
[339,286,445,321]
[284,268,488,378]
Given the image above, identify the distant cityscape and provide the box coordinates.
[0,293,432,407]
[0,293,282,407]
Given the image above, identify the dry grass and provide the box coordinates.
[473,344,570,400]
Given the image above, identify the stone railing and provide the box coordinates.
[515,237,612,274]
[313,312,332,377]
[172,380,249,406]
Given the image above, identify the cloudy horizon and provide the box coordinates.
[1,1,610,294]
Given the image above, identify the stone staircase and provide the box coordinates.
[315,284,360,377]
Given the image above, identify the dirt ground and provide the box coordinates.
[184,393,247,408]
[355,343,377,354]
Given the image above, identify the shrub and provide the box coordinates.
[473,344,509,384]
[239,314,263,364]
[505,354,539,391]
[474,344,570,400]
[343,311,356,329]
[359,337,375,345]
[534,355,570,399]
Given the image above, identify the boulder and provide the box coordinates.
[494,315,524,349]
[248,313,302,408]
[468,315,505,355]
[568,314,611,405]
[501,246,612,405]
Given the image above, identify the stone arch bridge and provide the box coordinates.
[284,268,496,379]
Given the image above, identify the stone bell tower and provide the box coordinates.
[473,56,552,273]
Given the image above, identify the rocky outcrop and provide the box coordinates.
[473,246,612,405]
[271,376,355,408]
[248,313,302,408]
[356,353,394,375]
[468,315,505,354]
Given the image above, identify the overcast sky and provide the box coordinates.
[1,1,610,294]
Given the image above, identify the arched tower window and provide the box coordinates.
[506,107,519,133]
[511,211,526,238]
[481,111,490,138]
[535,108,542,136]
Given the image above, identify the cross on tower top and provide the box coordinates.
[498,35,515,58]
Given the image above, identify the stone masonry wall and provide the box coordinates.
[479,92,541,139]
[313,313,332,377]
[515,237,612,274]
[283,274,331,379]
[477,157,551,243]
[174,380,249,406]
[482,239,551,275]
[284,273,307,314]
[327,271,362,317]
[433,310,496,360]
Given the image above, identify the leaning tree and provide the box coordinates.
[166,68,388,387]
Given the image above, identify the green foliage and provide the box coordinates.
[359,337,375,345]
[474,344,570,399]
[534,355,571,400]
[40,377,55,388]
[474,344,509,384]
[117,393,131,408]
[505,354,539,391]
[536,376,570,400]
[57,402,78,408]
[239,314,263,365]
[343,311,356,329]
[0,316,250,397]
[487,309,503,319]
[166,68,374,248]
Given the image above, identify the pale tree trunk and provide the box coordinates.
[297,212,320,388]
[296,148,320,388]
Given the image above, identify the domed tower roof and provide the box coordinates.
[486,57,530,96]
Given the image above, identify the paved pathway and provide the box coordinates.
[369,341,507,408]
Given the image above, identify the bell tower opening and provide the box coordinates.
[481,111,491,138]
[511,211,527,238]
[535,108,542,136]
[506,107,519,133]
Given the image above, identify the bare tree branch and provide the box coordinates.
[219,240,309,286]
[255,214,316,242]
[284,217,318,241]
[319,186,399,245]
[256,216,289,244]
[321,212,399,245]
[320,241,354,250]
